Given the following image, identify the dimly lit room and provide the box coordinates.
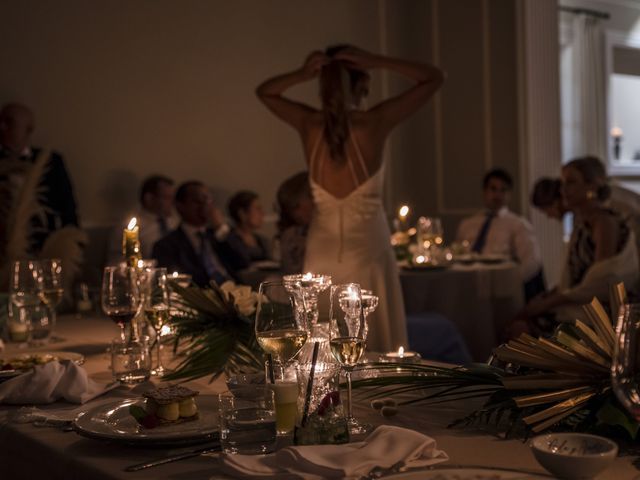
[1,0,640,478]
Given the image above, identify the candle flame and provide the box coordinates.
[611,126,623,138]
[127,217,137,230]
[399,205,409,218]
[398,346,405,357]
[137,259,144,269]
[172,271,179,277]
[415,255,426,264]
[302,272,313,280]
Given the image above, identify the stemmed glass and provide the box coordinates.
[255,281,309,375]
[612,303,640,419]
[361,289,379,339]
[39,259,63,341]
[101,266,141,341]
[142,268,170,376]
[10,260,43,309]
[329,283,370,435]
[416,216,444,255]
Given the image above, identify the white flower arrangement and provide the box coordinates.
[219,281,260,317]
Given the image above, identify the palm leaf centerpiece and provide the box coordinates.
[163,281,263,383]
[353,288,639,439]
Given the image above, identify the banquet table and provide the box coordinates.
[0,314,637,479]
[400,261,525,362]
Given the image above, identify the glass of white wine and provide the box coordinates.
[329,283,370,435]
[255,281,309,372]
[39,259,63,342]
[142,267,170,377]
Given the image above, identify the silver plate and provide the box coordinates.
[73,395,219,447]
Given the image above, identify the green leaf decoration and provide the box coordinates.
[162,281,263,383]
[596,398,640,440]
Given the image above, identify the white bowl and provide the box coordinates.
[530,433,618,479]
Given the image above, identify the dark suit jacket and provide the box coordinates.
[0,147,79,251]
[151,226,245,287]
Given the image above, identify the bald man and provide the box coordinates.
[0,102,78,251]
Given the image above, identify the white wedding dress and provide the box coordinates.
[303,129,408,352]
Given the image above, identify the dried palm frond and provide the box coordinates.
[353,284,637,438]
[163,281,263,383]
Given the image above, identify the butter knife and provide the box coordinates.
[124,443,220,472]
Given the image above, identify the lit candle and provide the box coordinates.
[122,217,141,267]
[398,205,409,221]
[611,126,623,138]
[379,345,422,363]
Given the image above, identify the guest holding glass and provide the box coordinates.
[226,190,270,270]
[275,171,314,274]
[256,45,444,352]
[456,168,544,302]
[507,157,640,338]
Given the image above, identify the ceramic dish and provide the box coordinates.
[73,395,219,447]
[0,351,85,380]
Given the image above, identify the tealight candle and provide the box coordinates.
[379,346,422,364]
[122,217,141,267]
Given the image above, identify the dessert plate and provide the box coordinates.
[73,395,219,446]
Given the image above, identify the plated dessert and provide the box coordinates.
[130,385,200,429]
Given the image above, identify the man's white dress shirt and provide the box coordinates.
[456,207,542,282]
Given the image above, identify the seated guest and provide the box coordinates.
[152,181,244,287]
[456,168,544,301]
[507,157,640,338]
[276,171,314,274]
[135,175,178,258]
[226,190,270,269]
[0,102,79,252]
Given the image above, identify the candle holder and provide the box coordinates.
[378,347,422,364]
[123,217,141,268]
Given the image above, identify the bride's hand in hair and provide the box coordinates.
[333,47,377,70]
[302,51,329,77]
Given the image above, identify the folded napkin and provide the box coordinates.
[218,425,448,480]
[0,359,117,404]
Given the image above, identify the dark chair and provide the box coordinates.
[406,312,472,364]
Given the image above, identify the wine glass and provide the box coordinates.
[612,303,640,419]
[255,281,309,376]
[416,216,444,256]
[361,289,379,339]
[39,259,63,342]
[329,283,370,435]
[10,260,43,309]
[101,266,140,341]
[142,267,170,376]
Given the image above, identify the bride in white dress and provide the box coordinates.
[257,46,444,352]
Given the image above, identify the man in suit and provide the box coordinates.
[456,168,544,301]
[0,102,79,251]
[152,181,242,287]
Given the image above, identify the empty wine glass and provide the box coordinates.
[612,303,640,420]
[255,281,309,375]
[416,217,444,256]
[329,283,370,435]
[361,289,379,338]
[10,260,43,309]
[101,266,140,341]
[142,267,170,376]
[39,259,63,342]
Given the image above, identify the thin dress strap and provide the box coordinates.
[348,124,370,180]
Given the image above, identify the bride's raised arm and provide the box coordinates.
[334,47,445,134]
[256,51,328,132]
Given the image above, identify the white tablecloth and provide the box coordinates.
[0,314,636,479]
[400,262,525,361]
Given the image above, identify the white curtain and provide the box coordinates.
[568,13,606,160]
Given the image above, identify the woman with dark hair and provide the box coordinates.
[257,45,444,351]
[507,157,639,338]
[276,171,314,274]
[531,177,565,220]
[226,190,270,269]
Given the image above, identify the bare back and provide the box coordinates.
[301,111,385,199]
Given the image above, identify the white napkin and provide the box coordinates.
[218,425,449,480]
[0,359,117,404]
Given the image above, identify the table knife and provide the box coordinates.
[124,444,220,472]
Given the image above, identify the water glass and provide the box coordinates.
[27,303,53,344]
[10,260,43,308]
[6,304,31,344]
[110,338,151,384]
[219,387,277,454]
